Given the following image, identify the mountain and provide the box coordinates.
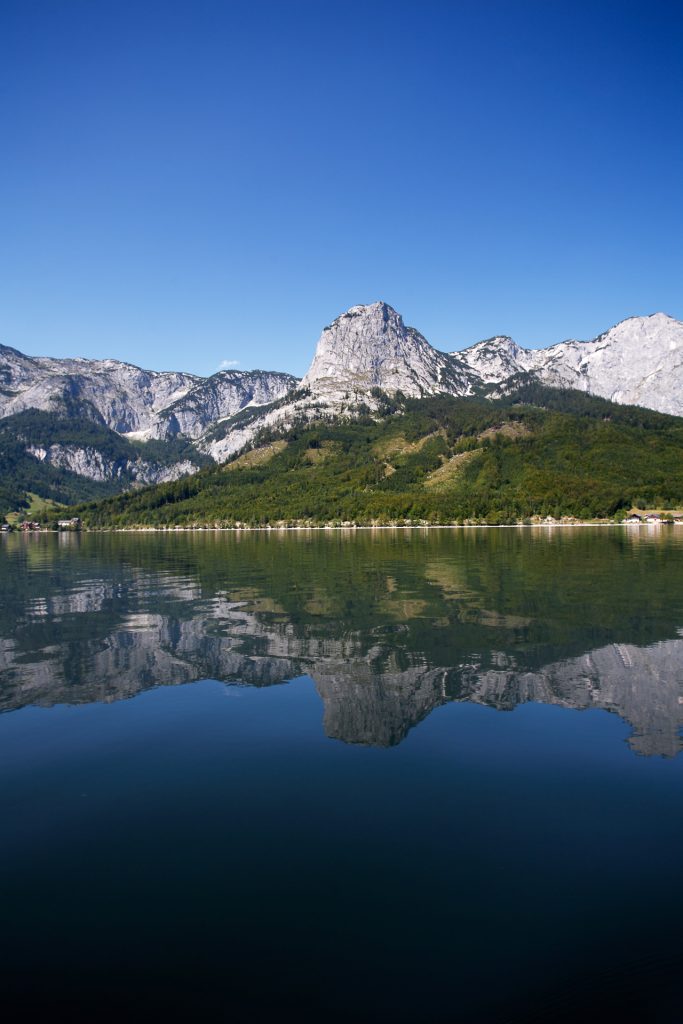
[190,302,481,465]
[301,302,477,400]
[0,343,298,510]
[301,305,683,419]
[536,313,683,415]
[132,369,299,441]
[0,409,213,514]
[0,343,298,437]
[195,305,683,465]
[199,305,683,467]
[457,312,683,415]
[2,303,683,515]
[0,344,200,431]
[455,335,534,384]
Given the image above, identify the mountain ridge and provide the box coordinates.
[2,302,683,514]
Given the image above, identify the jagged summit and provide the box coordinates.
[531,312,683,416]
[456,335,533,385]
[0,345,297,439]
[305,304,680,413]
[598,310,677,332]
[301,301,475,399]
[454,312,683,415]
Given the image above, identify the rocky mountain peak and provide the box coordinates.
[454,312,683,414]
[528,311,683,415]
[301,301,474,400]
[305,301,414,372]
[593,311,680,347]
[456,334,533,384]
[339,300,396,320]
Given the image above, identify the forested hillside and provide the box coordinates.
[0,411,208,515]
[66,386,683,527]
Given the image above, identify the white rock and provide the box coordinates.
[0,344,297,437]
[25,443,198,485]
[302,302,476,401]
[457,313,683,416]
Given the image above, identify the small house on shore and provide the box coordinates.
[57,517,81,530]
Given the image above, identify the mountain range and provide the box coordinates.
[1,302,682,511]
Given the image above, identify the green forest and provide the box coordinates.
[58,385,683,528]
[0,410,208,515]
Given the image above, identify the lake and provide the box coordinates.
[1,527,682,1021]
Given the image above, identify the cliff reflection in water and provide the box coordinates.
[1,528,682,756]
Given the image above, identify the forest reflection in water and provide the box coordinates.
[1,526,682,757]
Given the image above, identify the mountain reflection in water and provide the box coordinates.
[1,527,682,757]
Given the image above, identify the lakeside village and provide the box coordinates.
[1,517,81,533]
[2,513,683,533]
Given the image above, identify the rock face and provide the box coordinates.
[302,302,476,400]
[535,313,683,415]
[209,305,683,464]
[149,369,299,440]
[0,344,298,437]
[455,335,535,384]
[0,345,200,432]
[191,300,481,462]
[27,444,196,485]
[457,313,683,416]
[302,305,683,418]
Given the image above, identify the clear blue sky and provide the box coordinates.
[1,0,681,377]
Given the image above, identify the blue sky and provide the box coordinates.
[1,0,681,377]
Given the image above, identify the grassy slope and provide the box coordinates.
[68,386,683,527]
[5,492,65,524]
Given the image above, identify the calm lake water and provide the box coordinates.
[1,527,683,1022]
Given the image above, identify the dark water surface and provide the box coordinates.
[1,528,682,1021]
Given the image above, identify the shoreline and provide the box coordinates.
[99,522,622,532]
[7,521,677,535]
